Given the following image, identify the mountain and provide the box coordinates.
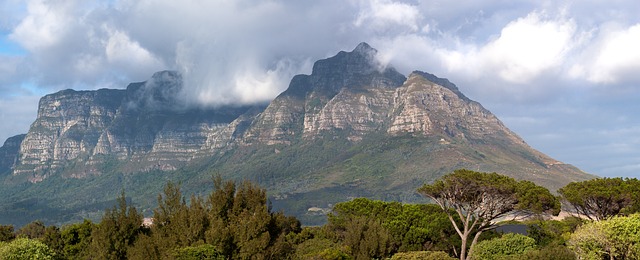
[0,43,593,226]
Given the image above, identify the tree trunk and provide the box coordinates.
[459,236,467,260]
[466,231,484,260]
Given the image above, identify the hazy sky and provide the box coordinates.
[1,0,639,178]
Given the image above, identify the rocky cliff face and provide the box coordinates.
[241,43,521,146]
[242,42,406,144]
[0,134,25,174]
[1,43,587,184]
[9,71,255,181]
[0,42,593,226]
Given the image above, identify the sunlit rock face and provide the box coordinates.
[9,71,254,181]
[0,43,589,192]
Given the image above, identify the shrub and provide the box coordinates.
[470,233,536,260]
[391,250,455,260]
[0,237,56,260]
[173,244,224,260]
[569,214,640,260]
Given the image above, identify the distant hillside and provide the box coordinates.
[0,43,593,226]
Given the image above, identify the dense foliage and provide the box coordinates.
[559,177,640,220]
[0,237,56,259]
[2,171,639,260]
[569,214,640,259]
[469,233,536,260]
[128,177,301,259]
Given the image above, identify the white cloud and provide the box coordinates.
[2,0,640,179]
[104,28,164,73]
[10,0,74,51]
[478,12,576,83]
[573,24,640,84]
[354,0,421,32]
[435,12,576,84]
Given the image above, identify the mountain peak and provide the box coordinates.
[149,70,182,86]
[280,43,405,98]
[352,42,376,55]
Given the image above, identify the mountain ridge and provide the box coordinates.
[0,43,593,226]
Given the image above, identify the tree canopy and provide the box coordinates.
[417,169,559,260]
[559,177,640,221]
[569,213,640,259]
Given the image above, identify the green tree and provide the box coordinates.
[129,182,211,259]
[559,177,640,221]
[417,169,559,260]
[341,215,391,260]
[327,198,459,257]
[569,213,640,260]
[173,244,224,260]
[0,225,15,242]
[40,225,63,258]
[205,177,300,259]
[295,236,352,260]
[525,217,584,247]
[16,220,46,239]
[60,219,94,259]
[469,233,536,260]
[89,192,143,260]
[0,237,55,260]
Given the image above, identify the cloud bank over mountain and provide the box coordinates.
[1,0,640,177]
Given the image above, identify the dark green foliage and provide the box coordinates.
[343,215,392,260]
[294,236,352,260]
[559,177,640,220]
[16,220,46,239]
[89,192,143,260]
[204,177,300,259]
[515,181,561,216]
[326,198,459,259]
[130,182,210,259]
[41,225,63,258]
[525,217,584,247]
[173,244,224,260]
[418,169,559,260]
[0,224,15,242]
[391,251,456,260]
[513,245,576,260]
[60,219,94,259]
[130,178,301,260]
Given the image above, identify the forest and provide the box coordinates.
[1,170,639,260]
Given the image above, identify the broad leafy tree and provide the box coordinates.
[16,220,46,239]
[417,169,559,260]
[559,177,640,221]
[0,237,56,259]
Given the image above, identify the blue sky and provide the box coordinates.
[0,0,639,178]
